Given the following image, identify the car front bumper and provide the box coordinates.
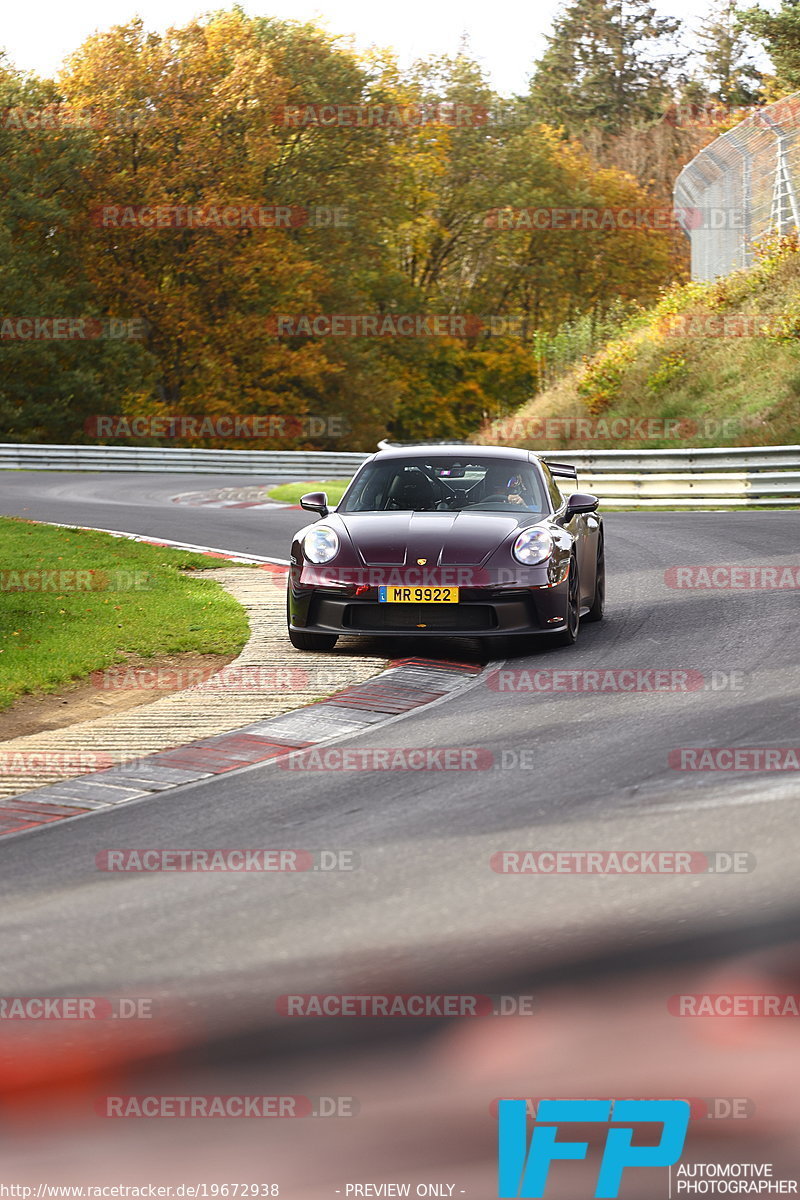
[288,582,570,638]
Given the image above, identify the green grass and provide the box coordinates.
[267,479,350,505]
[0,518,249,711]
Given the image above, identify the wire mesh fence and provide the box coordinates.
[674,92,800,280]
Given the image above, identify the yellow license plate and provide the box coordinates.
[378,586,459,603]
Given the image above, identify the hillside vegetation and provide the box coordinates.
[477,237,800,450]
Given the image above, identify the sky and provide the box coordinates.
[5,0,716,97]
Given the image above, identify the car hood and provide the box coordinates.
[334,510,545,566]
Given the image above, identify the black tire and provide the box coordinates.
[555,556,580,646]
[286,594,338,652]
[584,532,605,623]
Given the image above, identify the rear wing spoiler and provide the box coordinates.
[542,460,578,482]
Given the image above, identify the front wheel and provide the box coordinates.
[555,556,580,646]
[584,533,605,623]
[287,594,338,651]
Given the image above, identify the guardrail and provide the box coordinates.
[1,442,797,506]
[538,445,800,507]
[0,443,367,478]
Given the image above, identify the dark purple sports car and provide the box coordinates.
[286,444,604,651]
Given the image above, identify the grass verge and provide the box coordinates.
[267,479,350,504]
[0,518,249,711]
[476,236,800,451]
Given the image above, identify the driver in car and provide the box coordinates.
[482,464,528,506]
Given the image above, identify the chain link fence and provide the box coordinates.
[674,92,800,280]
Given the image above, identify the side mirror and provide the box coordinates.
[565,491,599,518]
[300,491,329,517]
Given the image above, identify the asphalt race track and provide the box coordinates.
[0,471,304,559]
[0,472,798,1016]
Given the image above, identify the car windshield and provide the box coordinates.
[339,456,547,513]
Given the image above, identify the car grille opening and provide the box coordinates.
[347,604,495,631]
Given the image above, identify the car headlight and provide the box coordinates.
[303,526,339,564]
[512,528,552,565]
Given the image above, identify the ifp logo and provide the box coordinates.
[498,1098,689,1197]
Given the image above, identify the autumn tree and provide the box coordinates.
[0,11,698,446]
[0,66,151,442]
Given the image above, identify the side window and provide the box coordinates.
[541,465,565,511]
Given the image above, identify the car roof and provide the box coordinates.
[371,443,536,463]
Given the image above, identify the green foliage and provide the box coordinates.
[529,0,685,136]
[576,340,639,412]
[695,0,762,104]
[530,302,641,390]
[646,352,688,393]
[483,241,800,449]
[739,0,800,89]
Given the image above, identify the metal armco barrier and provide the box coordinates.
[0,443,368,478]
[541,445,800,507]
[0,442,798,506]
